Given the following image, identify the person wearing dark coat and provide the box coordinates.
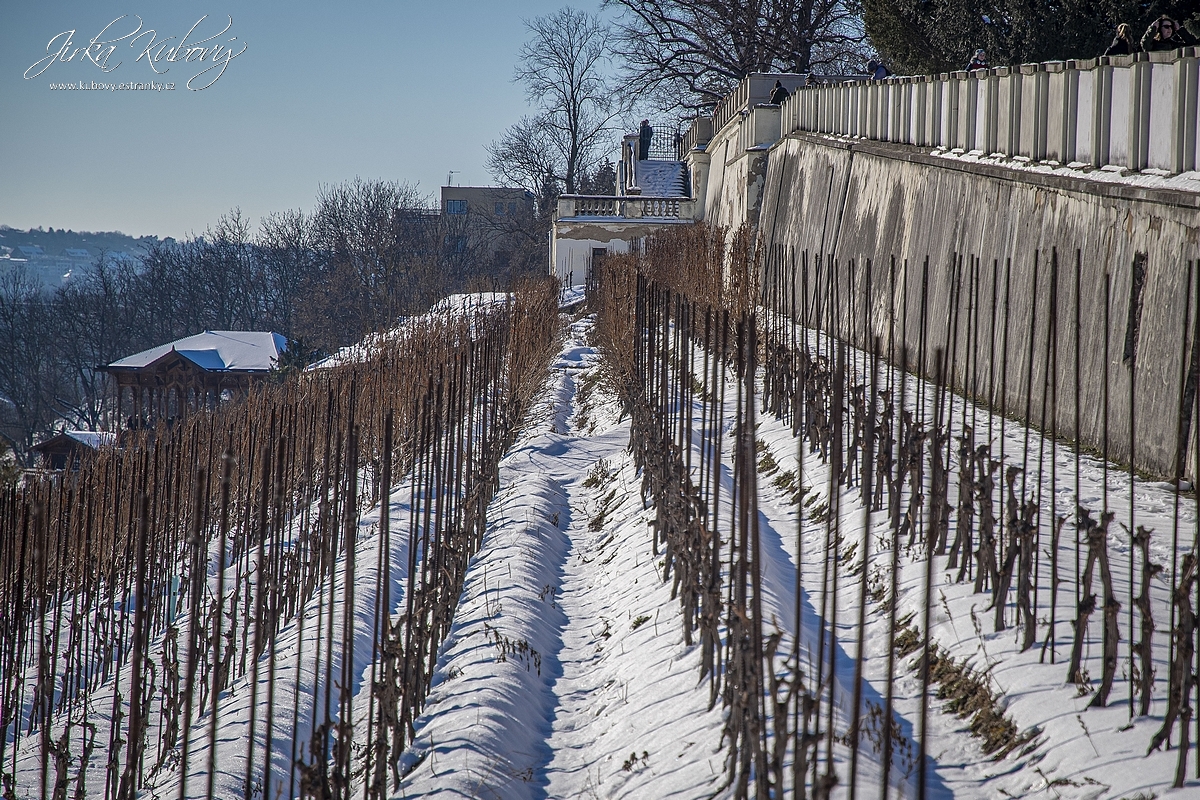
[1141,15,1194,52]
[966,49,988,71]
[866,56,891,80]
[1103,23,1138,56]
[769,79,790,104]
[638,119,652,160]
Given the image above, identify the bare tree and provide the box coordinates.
[0,267,68,455]
[257,208,318,336]
[304,178,444,348]
[606,0,867,108]
[487,8,622,196]
[487,116,564,210]
[0,177,544,449]
[52,252,146,430]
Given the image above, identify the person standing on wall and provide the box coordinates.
[1141,15,1194,52]
[1103,23,1139,55]
[769,80,790,103]
[638,119,653,160]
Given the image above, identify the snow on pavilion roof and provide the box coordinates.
[105,330,287,373]
[31,430,118,452]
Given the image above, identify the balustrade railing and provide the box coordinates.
[779,49,1200,174]
[573,196,619,216]
[558,196,692,220]
[678,116,714,159]
[683,72,867,157]
[641,198,681,217]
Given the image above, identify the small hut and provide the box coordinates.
[31,430,117,471]
[102,331,287,425]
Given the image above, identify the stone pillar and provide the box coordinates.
[1093,59,1114,166]
[944,73,959,147]
[1182,51,1200,173]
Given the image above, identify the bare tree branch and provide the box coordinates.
[607,0,868,109]
[488,8,624,196]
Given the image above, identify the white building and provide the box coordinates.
[551,131,697,285]
[550,74,812,285]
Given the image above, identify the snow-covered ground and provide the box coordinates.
[748,323,1200,799]
[309,292,512,369]
[397,316,728,798]
[10,306,1200,799]
[8,464,421,800]
[392,313,1200,798]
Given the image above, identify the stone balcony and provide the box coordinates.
[556,195,697,220]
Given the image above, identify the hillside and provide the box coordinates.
[0,226,164,260]
[3,262,1200,799]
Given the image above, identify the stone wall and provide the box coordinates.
[695,105,782,231]
[758,132,1200,478]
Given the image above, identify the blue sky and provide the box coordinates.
[0,1,605,238]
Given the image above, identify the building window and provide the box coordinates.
[495,202,505,215]
[446,199,468,214]
[508,202,517,216]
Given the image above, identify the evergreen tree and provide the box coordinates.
[0,436,19,484]
[865,0,1200,75]
[578,161,617,196]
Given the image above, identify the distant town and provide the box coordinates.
[0,225,168,290]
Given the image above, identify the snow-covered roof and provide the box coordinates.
[105,331,287,373]
[64,248,90,258]
[631,159,688,197]
[32,430,117,451]
[64,430,116,448]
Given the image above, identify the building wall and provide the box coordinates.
[441,186,536,269]
[440,186,533,218]
[696,106,778,231]
[552,235,634,286]
[551,219,694,284]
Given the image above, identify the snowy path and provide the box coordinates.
[395,315,981,800]
[395,309,1200,799]
[397,318,727,798]
[538,382,726,797]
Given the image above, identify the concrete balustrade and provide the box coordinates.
[768,50,1200,174]
[556,195,695,220]
[739,105,783,152]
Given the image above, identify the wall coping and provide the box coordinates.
[781,132,1200,211]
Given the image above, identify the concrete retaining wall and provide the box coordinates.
[759,132,1200,478]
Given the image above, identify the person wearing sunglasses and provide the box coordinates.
[1141,15,1194,52]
